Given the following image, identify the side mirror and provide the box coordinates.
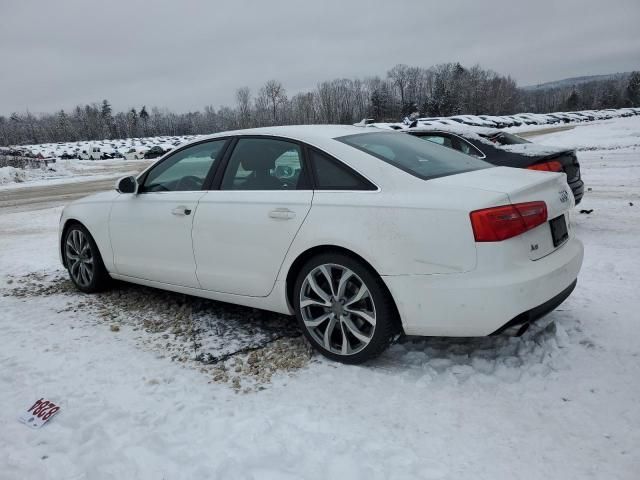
[116,176,138,194]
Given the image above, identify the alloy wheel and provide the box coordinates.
[299,263,376,356]
[65,229,94,288]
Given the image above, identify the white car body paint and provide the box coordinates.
[192,189,313,296]
[60,125,583,337]
[110,191,206,288]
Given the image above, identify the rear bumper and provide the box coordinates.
[382,236,584,337]
[490,279,577,335]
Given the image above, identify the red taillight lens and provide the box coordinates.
[470,201,548,242]
[527,160,563,172]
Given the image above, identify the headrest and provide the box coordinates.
[235,140,293,171]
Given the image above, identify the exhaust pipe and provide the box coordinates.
[495,318,531,336]
[515,322,531,337]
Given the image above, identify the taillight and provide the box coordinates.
[470,201,548,242]
[527,160,563,172]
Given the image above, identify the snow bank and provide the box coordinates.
[0,163,72,185]
[0,166,28,184]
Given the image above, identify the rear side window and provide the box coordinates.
[422,135,453,148]
[451,137,485,158]
[488,132,531,145]
[337,132,491,180]
[310,150,375,190]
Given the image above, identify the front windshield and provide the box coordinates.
[337,131,491,180]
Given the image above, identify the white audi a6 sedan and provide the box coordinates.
[59,125,583,363]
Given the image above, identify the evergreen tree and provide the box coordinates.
[128,108,138,137]
[139,106,150,135]
[627,71,640,106]
[566,90,580,110]
[101,99,112,119]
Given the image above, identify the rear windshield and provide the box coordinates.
[487,132,531,145]
[337,132,491,180]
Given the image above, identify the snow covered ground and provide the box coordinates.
[1,117,639,479]
[0,163,71,186]
[0,158,151,190]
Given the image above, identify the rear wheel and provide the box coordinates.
[293,252,398,364]
[63,224,111,293]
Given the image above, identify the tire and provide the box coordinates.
[62,223,111,293]
[293,252,399,364]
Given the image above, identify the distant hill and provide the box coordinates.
[522,72,633,91]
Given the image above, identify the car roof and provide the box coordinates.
[203,125,367,144]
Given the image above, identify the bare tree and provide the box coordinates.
[1,64,633,147]
[261,80,286,124]
[235,87,252,128]
[387,64,411,111]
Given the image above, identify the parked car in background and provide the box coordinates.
[545,113,571,123]
[405,126,584,204]
[123,147,148,160]
[478,115,521,128]
[59,125,582,363]
[143,145,166,159]
[449,115,498,127]
[101,150,124,160]
[79,146,103,160]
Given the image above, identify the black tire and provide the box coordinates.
[293,252,399,364]
[62,223,111,293]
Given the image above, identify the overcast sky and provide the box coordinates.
[1,0,639,115]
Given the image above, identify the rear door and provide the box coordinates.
[192,136,313,296]
[109,139,228,287]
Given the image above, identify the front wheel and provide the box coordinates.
[293,253,399,364]
[63,224,111,293]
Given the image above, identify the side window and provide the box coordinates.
[310,149,375,190]
[140,140,227,192]
[422,135,453,148]
[452,137,485,158]
[221,138,305,190]
[458,140,473,155]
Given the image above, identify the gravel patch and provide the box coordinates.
[3,270,313,391]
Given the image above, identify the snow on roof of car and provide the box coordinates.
[497,143,571,157]
[362,121,572,155]
[367,121,500,145]
[204,124,371,142]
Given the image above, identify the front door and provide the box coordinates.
[109,139,228,287]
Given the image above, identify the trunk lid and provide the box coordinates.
[433,166,574,260]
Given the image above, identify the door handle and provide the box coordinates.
[171,206,192,216]
[268,208,296,220]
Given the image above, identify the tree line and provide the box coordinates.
[1,64,638,146]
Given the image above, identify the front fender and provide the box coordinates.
[59,191,119,271]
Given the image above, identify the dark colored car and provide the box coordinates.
[100,151,124,160]
[406,128,584,205]
[144,146,166,159]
